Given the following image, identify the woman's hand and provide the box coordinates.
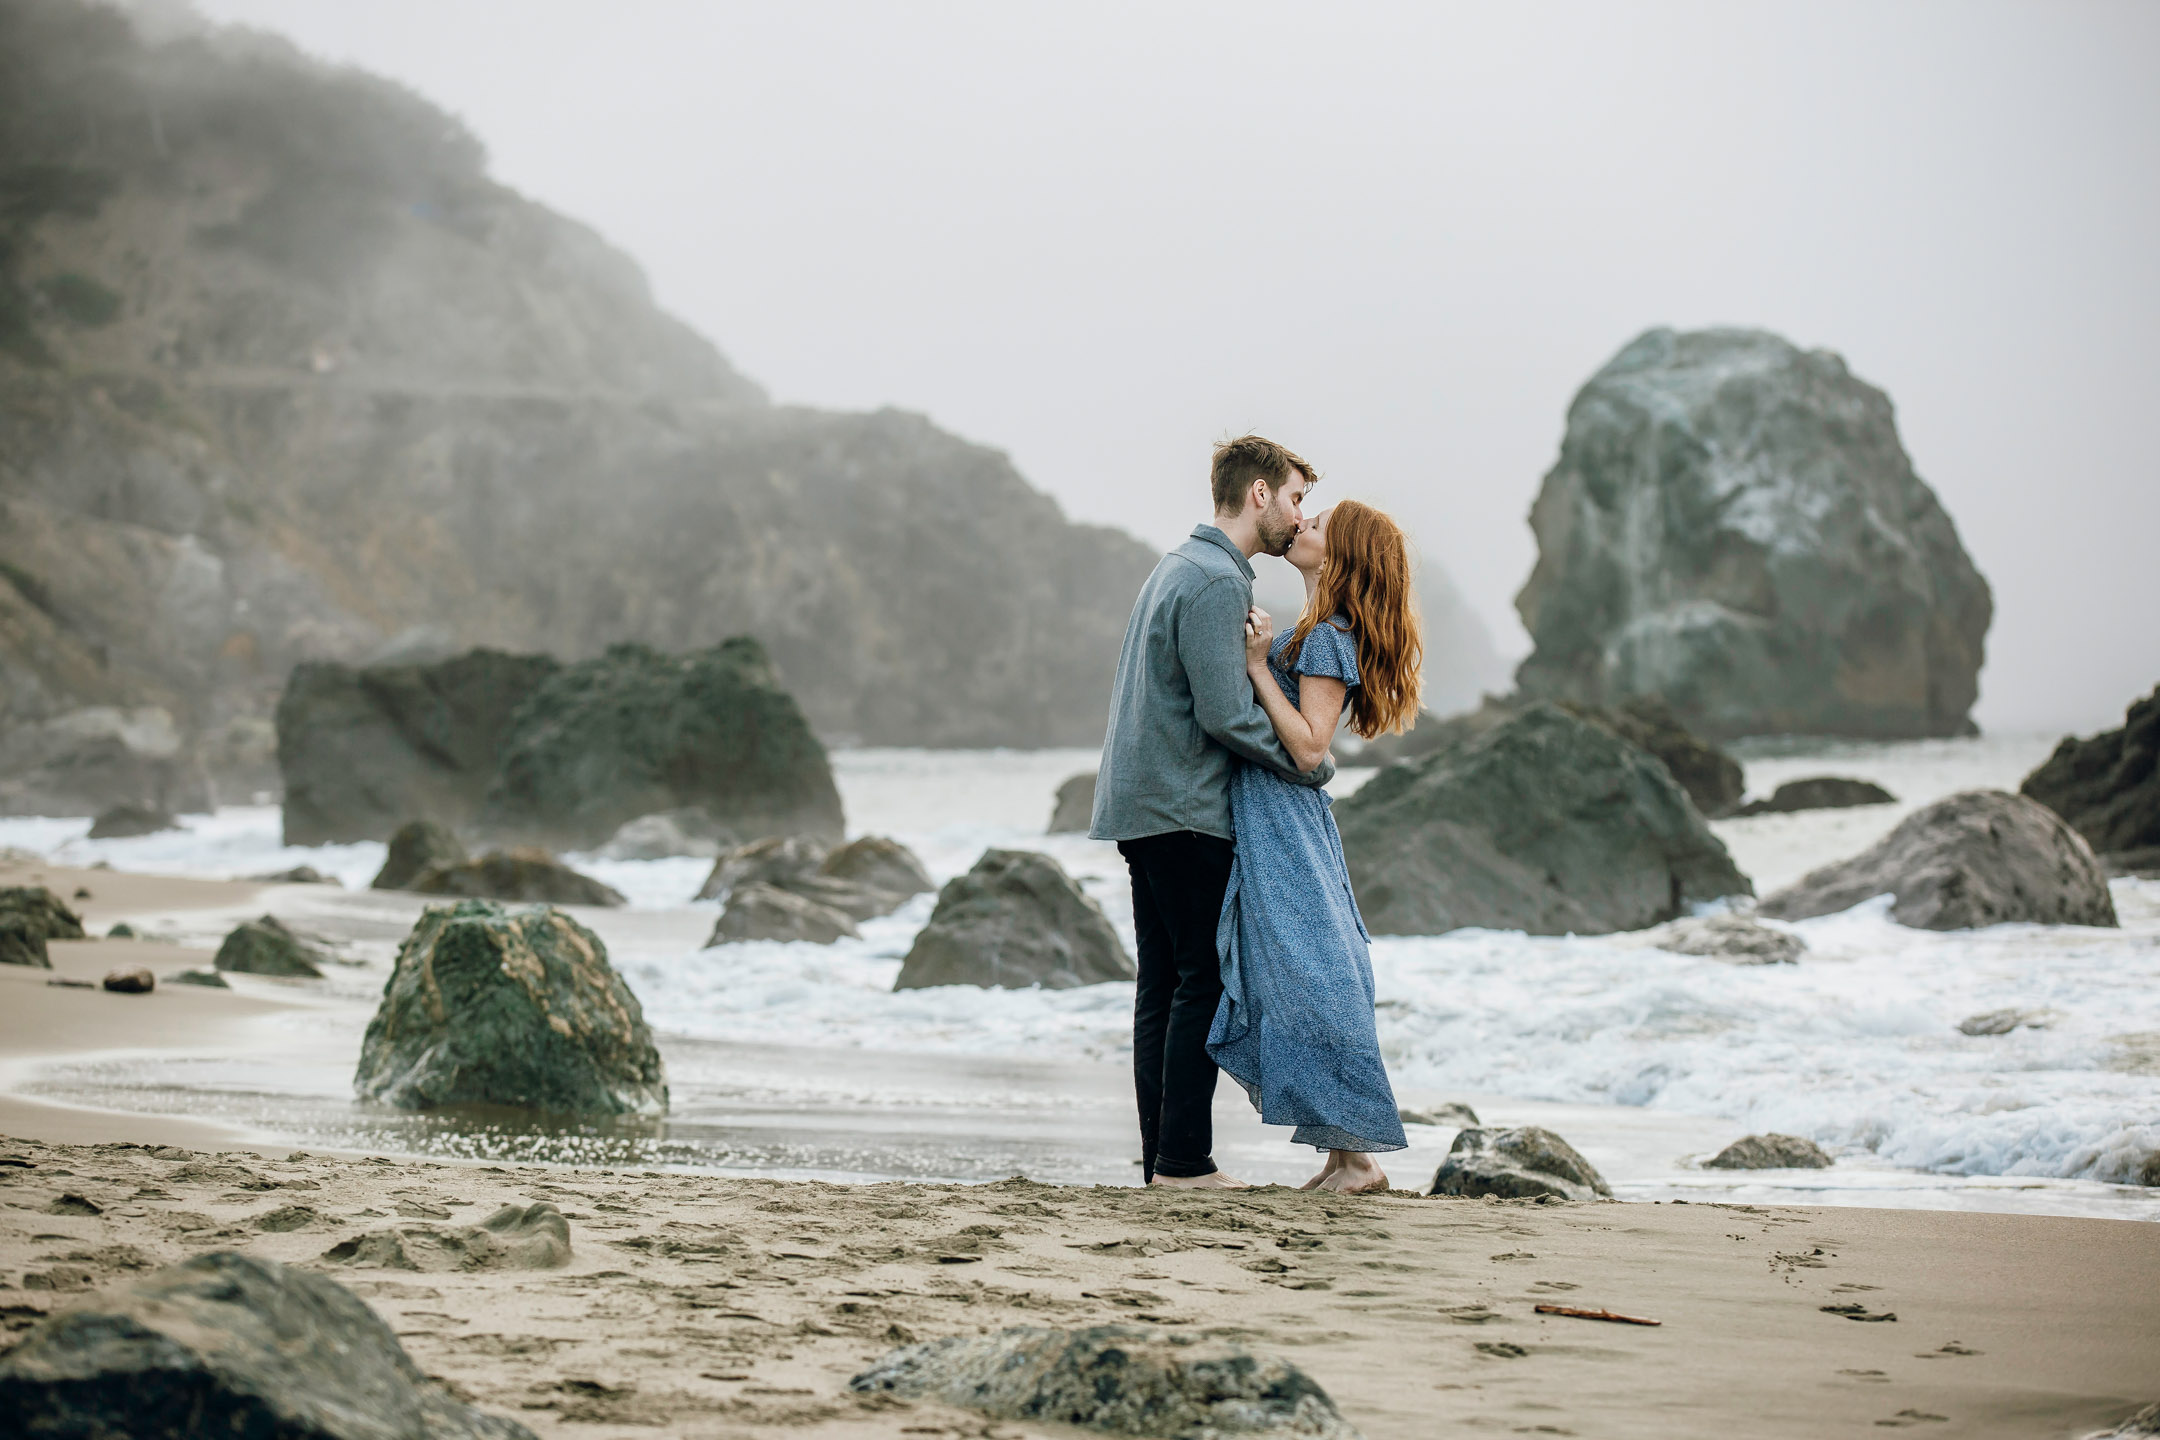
[1244,606,1274,672]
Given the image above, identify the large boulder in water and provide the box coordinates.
[694,833,926,921]
[851,1325,1359,1440]
[277,649,561,845]
[0,705,213,820]
[476,639,843,852]
[895,849,1134,990]
[822,835,934,900]
[1430,1126,1613,1202]
[356,900,666,1114]
[1335,703,1750,936]
[371,819,469,890]
[1760,789,2117,930]
[88,802,178,838]
[1732,776,1896,817]
[1512,328,1992,739]
[1047,772,1096,833]
[409,849,626,907]
[0,1251,535,1440]
[694,834,829,901]
[2021,685,2159,865]
[706,881,859,945]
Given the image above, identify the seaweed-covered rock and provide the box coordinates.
[1513,327,1992,739]
[693,834,829,902]
[0,885,86,941]
[1703,1134,1833,1170]
[322,1203,571,1272]
[355,901,666,1115]
[1732,777,1896,817]
[706,882,859,945]
[1760,790,2118,930]
[820,836,933,900]
[88,802,177,838]
[171,968,228,988]
[277,649,563,845]
[895,849,1134,990]
[409,849,626,908]
[2021,685,2160,862]
[850,1325,1359,1440]
[0,914,50,968]
[371,820,469,890]
[1430,1126,1612,1201]
[1047,773,1096,833]
[1335,704,1750,936]
[476,640,843,852]
[0,1251,535,1440]
[1653,913,1806,965]
[214,915,327,978]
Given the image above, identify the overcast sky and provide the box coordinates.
[191,0,2159,734]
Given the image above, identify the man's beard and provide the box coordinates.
[1256,506,1297,557]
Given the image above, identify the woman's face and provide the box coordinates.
[1286,505,1330,575]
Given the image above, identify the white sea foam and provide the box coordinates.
[5,734,2155,1207]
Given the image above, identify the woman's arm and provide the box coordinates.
[1244,608,1345,774]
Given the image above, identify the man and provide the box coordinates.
[1090,435,1335,1188]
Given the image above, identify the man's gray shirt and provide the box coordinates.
[1090,524,1334,842]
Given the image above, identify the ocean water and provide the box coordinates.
[5,735,2156,1218]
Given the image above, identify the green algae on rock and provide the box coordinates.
[356,901,666,1115]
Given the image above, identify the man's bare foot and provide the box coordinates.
[1316,1154,1388,1194]
[1149,1171,1250,1189]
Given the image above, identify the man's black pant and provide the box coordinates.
[1119,830,1234,1181]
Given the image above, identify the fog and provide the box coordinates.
[192,0,2159,734]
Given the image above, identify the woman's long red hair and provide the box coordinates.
[1287,500,1422,739]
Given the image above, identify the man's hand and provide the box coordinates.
[1244,607,1274,671]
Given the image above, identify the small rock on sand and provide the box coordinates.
[0,1251,537,1439]
[214,915,328,978]
[850,1324,1361,1440]
[1703,1134,1834,1170]
[1399,1102,1480,1128]
[1430,1126,1612,1202]
[169,968,229,988]
[101,965,155,993]
[322,1202,572,1272]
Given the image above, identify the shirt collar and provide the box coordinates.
[1189,524,1256,582]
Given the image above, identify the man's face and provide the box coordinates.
[1254,472,1308,557]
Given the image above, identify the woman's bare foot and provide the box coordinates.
[1149,1171,1249,1189]
[1316,1152,1388,1194]
[1299,1152,1345,1191]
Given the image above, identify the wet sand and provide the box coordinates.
[2,1133,2155,1439]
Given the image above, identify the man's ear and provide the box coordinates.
[1247,477,1270,514]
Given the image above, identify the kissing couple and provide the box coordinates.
[1091,435,1421,1193]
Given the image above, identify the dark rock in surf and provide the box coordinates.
[2021,685,2160,863]
[850,1325,1359,1440]
[1335,704,1750,936]
[1759,790,2117,930]
[408,849,625,908]
[0,1251,536,1440]
[1047,773,1096,833]
[693,834,829,902]
[277,649,562,846]
[820,835,934,901]
[88,802,177,839]
[1429,1126,1613,1202]
[355,900,666,1115]
[596,808,736,861]
[0,885,86,942]
[895,849,1134,990]
[707,882,859,945]
[1653,913,1806,964]
[371,819,469,891]
[475,640,843,852]
[214,915,327,978]
[1732,777,1896,817]
[1957,1008,2053,1037]
[1513,328,1991,739]
[322,1203,571,1272]
[1703,1133,1833,1170]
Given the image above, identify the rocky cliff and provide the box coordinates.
[0,0,1158,810]
[1512,328,1992,739]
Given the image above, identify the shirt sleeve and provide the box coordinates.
[1179,577,1334,786]
[1294,621,1360,690]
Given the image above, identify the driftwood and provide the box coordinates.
[1533,1303,1662,1327]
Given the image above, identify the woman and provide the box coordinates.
[1207,500,1422,1194]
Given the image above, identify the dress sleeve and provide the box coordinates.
[1294,620,1360,690]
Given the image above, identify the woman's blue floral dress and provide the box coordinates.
[1207,619,1406,1155]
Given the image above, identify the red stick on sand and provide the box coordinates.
[1534,1303,1662,1326]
